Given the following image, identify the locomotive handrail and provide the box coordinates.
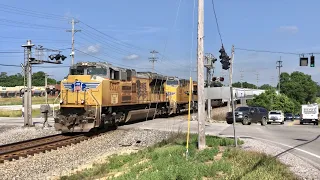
[89,90,100,119]
[52,92,61,118]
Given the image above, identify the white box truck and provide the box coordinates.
[301,104,319,125]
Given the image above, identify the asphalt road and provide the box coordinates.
[0,104,59,111]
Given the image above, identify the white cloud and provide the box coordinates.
[124,54,139,60]
[84,44,101,54]
[278,25,299,34]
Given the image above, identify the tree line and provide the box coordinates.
[0,71,57,87]
[243,71,319,114]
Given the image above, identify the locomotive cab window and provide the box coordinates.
[70,67,85,75]
[166,79,179,86]
[87,67,107,76]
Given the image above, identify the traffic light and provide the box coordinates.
[218,46,231,70]
[310,55,315,67]
[299,57,308,66]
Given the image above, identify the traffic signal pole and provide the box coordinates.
[228,45,235,112]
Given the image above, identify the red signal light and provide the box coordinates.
[212,77,217,81]
[220,77,224,81]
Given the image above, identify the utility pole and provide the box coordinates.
[22,40,34,127]
[197,0,205,150]
[204,53,215,120]
[276,57,283,94]
[66,18,81,65]
[255,72,259,89]
[228,45,235,112]
[45,74,48,104]
[149,50,158,73]
[240,69,244,105]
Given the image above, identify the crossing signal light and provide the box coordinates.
[212,77,217,81]
[220,77,224,82]
[310,55,315,67]
[48,54,67,61]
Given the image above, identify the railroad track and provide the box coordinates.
[0,131,103,163]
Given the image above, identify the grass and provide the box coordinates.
[0,109,41,117]
[0,96,56,106]
[59,133,297,180]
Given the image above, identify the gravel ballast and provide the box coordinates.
[0,126,59,145]
[241,138,320,180]
[0,128,172,180]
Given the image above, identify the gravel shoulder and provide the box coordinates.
[241,138,320,180]
[0,128,173,180]
[0,126,59,145]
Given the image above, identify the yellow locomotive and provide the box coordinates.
[54,62,198,133]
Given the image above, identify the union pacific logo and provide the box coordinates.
[62,81,100,92]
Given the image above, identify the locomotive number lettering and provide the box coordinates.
[111,93,118,104]
[110,83,119,91]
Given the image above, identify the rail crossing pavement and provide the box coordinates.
[0,104,59,111]
[0,117,54,126]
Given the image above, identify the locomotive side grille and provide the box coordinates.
[132,83,136,93]
[122,95,131,102]
[122,86,132,91]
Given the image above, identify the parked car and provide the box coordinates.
[284,113,293,121]
[267,110,284,124]
[294,114,301,120]
[226,106,268,126]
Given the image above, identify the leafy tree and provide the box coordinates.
[232,81,257,89]
[280,71,318,104]
[259,84,274,90]
[247,89,297,113]
[0,71,57,87]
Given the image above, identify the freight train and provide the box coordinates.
[54,62,198,133]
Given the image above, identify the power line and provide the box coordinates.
[235,47,300,55]
[0,51,24,53]
[211,0,223,46]
[74,49,151,70]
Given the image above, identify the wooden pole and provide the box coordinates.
[197,0,205,150]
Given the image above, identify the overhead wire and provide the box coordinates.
[145,0,183,134]
[211,0,223,46]
[235,47,302,55]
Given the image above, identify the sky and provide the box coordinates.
[0,0,320,86]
